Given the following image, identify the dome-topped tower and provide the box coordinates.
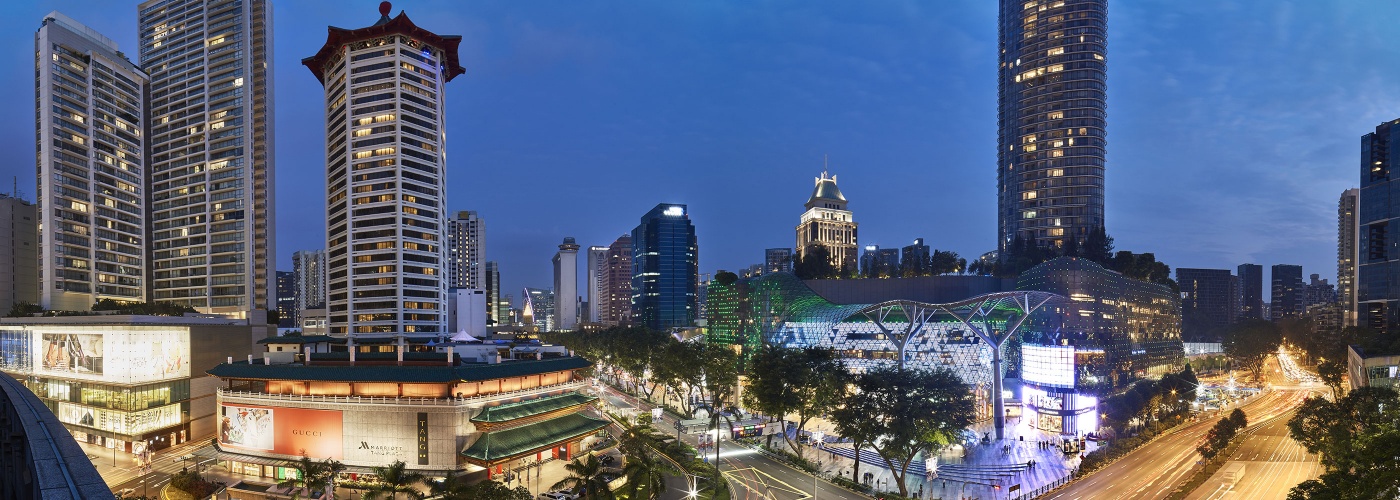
[805,170,848,210]
[795,169,858,276]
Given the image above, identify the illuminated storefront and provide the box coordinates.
[204,340,604,479]
[0,315,263,455]
[1021,344,1100,436]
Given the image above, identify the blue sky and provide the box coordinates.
[6,1,1396,300]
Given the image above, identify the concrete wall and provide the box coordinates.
[802,275,1012,305]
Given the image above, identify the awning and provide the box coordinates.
[201,446,461,475]
[462,413,609,465]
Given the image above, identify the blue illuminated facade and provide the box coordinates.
[631,204,699,330]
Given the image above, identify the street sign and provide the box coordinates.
[652,408,663,421]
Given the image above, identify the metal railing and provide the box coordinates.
[217,380,586,407]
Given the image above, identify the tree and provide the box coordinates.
[834,366,975,497]
[1196,409,1247,461]
[1316,359,1345,397]
[278,454,345,499]
[620,447,671,499]
[550,454,615,500]
[456,480,532,500]
[1223,320,1282,382]
[364,460,425,500]
[1082,225,1114,264]
[794,246,837,279]
[742,346,847,454]
[1287,388,1400,499]
[5,301,42,317]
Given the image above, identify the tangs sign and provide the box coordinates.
[219,404,344,459]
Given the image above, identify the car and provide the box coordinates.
[114,488,135,498]
[538,492,579,500]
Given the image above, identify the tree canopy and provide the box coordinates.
[1223,319,1281,382]
[1287,387,1400,499]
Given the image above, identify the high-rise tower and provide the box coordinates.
[1339,189,1359,327]
[795,171,857,274]
[553,237,579,331]
[36,13,148,311]
[632,204,698,330]
[292,249,327,322]
[303,2,465,335]
[600,235,632,326]
[447,210,484,290]
[140,0,275,315]
[997,0,1108,252]
[586,246,607,323]
[1359,120,1400,331]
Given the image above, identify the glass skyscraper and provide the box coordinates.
[631,204,698,330]
[1359,120,1400,331]
[997,0,1108,253]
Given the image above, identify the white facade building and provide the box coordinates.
[553,238,579,331]
[139,0,276,316]
[303,5,465,335]
[447,288,487,338]
[586,246,607,323]
[36,12,149,311]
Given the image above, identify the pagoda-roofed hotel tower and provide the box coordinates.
[997,0,1107,253]
[303,2,464,335]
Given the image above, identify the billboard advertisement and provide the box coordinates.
[57,402,181,436]
[32,328,189,383]
[1021,344,1076,388]
[219,404,343,459]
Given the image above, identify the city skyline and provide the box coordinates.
[2,1,1393,301]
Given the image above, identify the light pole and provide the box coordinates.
[814,460,821,499]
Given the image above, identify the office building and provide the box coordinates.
[140,0,275,316]
[447,210,484,290]
[1176,268,1238,339]
[36,13,148,312]
[1270,264,1304,320]
[997,0,1108,252]
[632,204,698,330]
[303,4,465,335]
[447,288,486,337]
[1360,120,1400,331]
[553,238,579,331]
[1339,188,1359,327]
[275,271,294,328]
[485,261,501,326]
[523,287,555,332]
[859,245,900,278]
[600,235,632,326]
[1304,274,1337,308]
[586,246,607,323]
[764,248,793,274]
[500,293,515,327]
[795,171,857,273]
[1237,264,1264,321]
[0,195,38,314]
[292,249,327,325]
[902,238,931,276]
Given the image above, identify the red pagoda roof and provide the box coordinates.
[301,2,465,85]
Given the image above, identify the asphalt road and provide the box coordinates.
[598,384,866,500]
[1043,387,1309,500]
[1184,405,1321,500]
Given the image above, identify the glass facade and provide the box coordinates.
[997,0,1108,252]
[1016,257,1184,387]
[631,204,698,330]
[1358,119,1400,331]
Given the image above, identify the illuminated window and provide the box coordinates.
[1047,47,1064,56]
[1051,150,1064,157]
[1047,111,1063,120]
[1023,191,1037,200]
[1049,169,1064,177]
[1047,64,1064,73]
[1023,210,1037,219]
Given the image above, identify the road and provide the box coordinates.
[1043,387,1309,500]
[103,440,215,498]
[597,384,866,500]
[1185,405,1321,500]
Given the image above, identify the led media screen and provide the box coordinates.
[1021,344,1076,388]
[219,404,343,459]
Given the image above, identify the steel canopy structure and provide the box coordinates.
[710,273,1065,439]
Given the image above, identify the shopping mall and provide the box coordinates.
[202,336,606,481]
[0,315,264,456]
[706,257,1184,436]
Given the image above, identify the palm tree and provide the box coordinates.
[425,470,471,499]
[549,454,615,500]
[365,460,426,500]
[278,455,345,499]
[620,451,670,500]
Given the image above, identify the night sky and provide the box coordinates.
[6,1,1396,302]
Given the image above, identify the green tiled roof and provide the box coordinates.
[257,335,342,344]
[206,355,592,383]
[472,392,598,423]
[462,413,609,462]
